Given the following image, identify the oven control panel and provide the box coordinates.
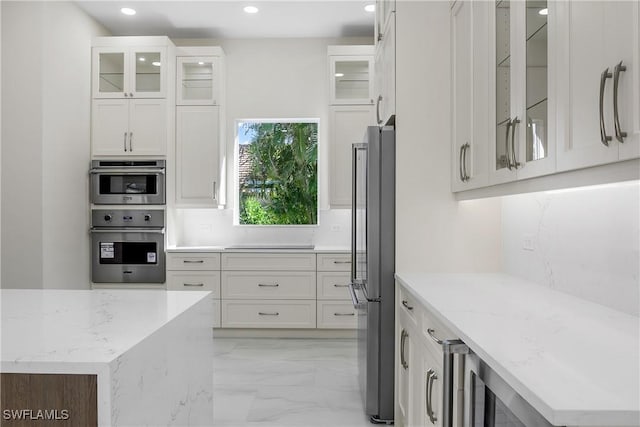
[91,209,165,229]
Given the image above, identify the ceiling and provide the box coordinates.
[75,1,376,39]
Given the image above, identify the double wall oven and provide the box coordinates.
[89,160,166,285]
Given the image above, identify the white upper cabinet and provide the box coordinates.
[92,46,167,99]
[451,1,491,191]
[489,0,556,185]
[176,53,223,106]
[556,0,640,171]
[328,46,375,105]
[375,14,396,125]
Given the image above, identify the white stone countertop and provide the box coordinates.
[166,245,349,253]
[395,273,640,427]
[0,289,212,370]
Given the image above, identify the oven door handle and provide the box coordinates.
[90,228,165,234]
[90,168,165,175]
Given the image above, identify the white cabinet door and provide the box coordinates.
[329,106,374,207]
[451,1,490,191]
[91,99,130,156]
[176,106,221,206]
[557,1,640,171]
[130,47,167,98]
[412,344,443,427]
[128,99,167,156]
[375,14,396,125]
[177,56,221,106]
[329,55,374,105]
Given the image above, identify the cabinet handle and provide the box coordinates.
[129,92,133,97]
[599,67,613,146]
[258,312,279,316]
[183,283,204,287]
[376,95,383,125]
[458,144,465,182]
[213,181,217,200]
[460,142,470,182]
[123,132,128,152]
[333,312,355,316]
[334,284,349,288]
[129,132,133,152]
[124,93,128,98]
[426,368,438,424]
[400,329,409,370]
[505,119,513,169]
[183,260,204,264]
[401,300,414,311]
[510,117,521,169]
[258,283,279,287]
[333,260,351,264]
[463,143,471,181]
[427,328,443,345]
[613,61,628,143]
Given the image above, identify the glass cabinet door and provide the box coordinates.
[525,0,548,163]
[495,0,512,173]
[177,56,219,105]
[330,56,374,105]
[132,48,166,98]
[94,49,128,98]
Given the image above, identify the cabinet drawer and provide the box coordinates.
[316,301,357,329]
[221,271,315,299]
[422,308,457,356]
[317,272,351,300]
[166,271,221,296]
[221,253,316,271]
[167,253,221,270]
[397,284,421,329]
[212,299,221,328]
[317,253,352,271]
[221,300,316,328]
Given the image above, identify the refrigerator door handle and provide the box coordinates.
[351,144,358,285]
[360,282,380,303]
[347,282,360,308]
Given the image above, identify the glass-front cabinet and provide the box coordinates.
[177,56,221,105]
[490,0,554,184]
[328,46,375,105]
[93,46,167,99]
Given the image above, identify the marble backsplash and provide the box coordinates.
[501,180,640,316]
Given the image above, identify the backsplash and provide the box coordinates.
[172,209,351,248]
[502,180,639,316]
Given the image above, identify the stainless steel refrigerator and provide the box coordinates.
[348,125,395,424]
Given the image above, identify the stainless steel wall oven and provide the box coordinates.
[90,209,165,284]
[90,160,165,205]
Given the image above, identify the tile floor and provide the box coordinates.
[212,338,373,427]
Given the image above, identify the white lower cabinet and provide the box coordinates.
[316,253,356,329]
[166,252,221,327]
[221,300,316,328]
[221,271,316,299]
[396,282,460,427]
[316,301,356,329]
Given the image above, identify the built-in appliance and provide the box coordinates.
[90,209,165,284]
[90,160,165,205]
[347,125,395,424]
[463,350,554,427]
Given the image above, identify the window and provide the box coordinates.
[236,120,318,225]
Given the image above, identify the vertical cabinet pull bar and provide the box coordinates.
[510,117,521,169]
[213,181,217,200]
[426,369,438,424]
[400,329,408,370]
[123,132,128,152]
[129,132,133,152]
[458,144,466,182]
[462,143,470,181]
[613,61,628,143]
[505,119,513,169]
[376,95,383,125]
[600,68,613,146]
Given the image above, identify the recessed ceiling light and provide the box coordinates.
[243,6,259,14]
[335,73,345,77]
[120,7,136,16]
[152,62,161,67]
[538,8,548,16]
[364,4,375,13]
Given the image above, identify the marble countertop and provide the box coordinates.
[395,273,640,427]
[1,289,212,371]
[167,245,349,253]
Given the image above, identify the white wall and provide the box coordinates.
[394,1,502,274]
[173,37,370,247]
[502,181,640,316]
[1,2,108,289]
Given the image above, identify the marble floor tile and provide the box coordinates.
[213,338,372,427]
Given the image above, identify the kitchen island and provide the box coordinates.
[1,289,215,426]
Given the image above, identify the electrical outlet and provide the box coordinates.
[523,234,535,251]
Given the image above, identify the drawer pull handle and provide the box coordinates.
[427,328,443,345]
[334,312,355,316]
[402,300,414,311]
[183,260,204,264]
[333,284,349,288]
[258,283,279,287]
[183,283,204,287]
[400,329,409,370]
[426,368,438,424]
[258,312,279,316]
[333,260,352,264]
